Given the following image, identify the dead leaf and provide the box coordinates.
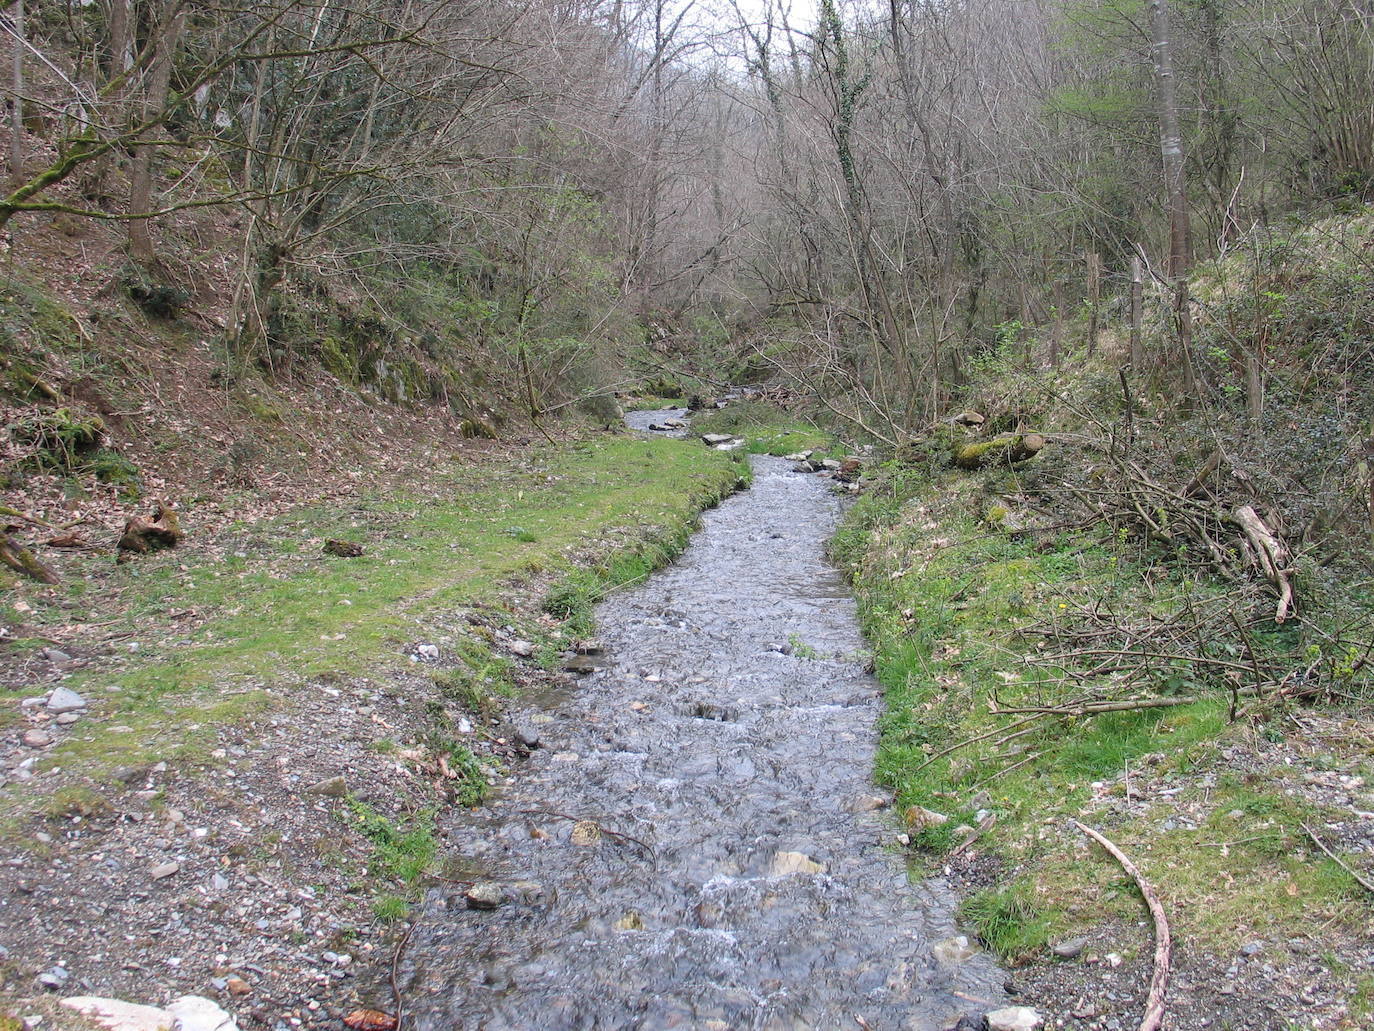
[343,1009,398,1031]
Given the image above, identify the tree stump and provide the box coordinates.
[116,501,182,562]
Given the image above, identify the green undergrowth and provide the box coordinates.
[835,461,1371,956]
[341,796,438,921]
[692,399,841,456]
[1,435,745,801]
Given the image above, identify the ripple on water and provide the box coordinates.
[401,456,1003,1029]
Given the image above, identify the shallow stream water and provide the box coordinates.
[400,434,1003,1029]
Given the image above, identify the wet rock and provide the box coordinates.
[61,996,171,1029]
[23,729,54,748]
[569,821,601,846]
[305,775,348,797]
[166,995,239,1030]
[464,882,504,910]
[507,640,535,658]
[850,794,889,813]
[613,911,644,931]
[571,640,605,655]
[1051,936,1088,959]
[686,701,738,722]
[46,686,87,713]
[149,861,180,881]
[821,458,842,471]
[933,936,977,964]
[792,460,823,474]
[984,1006,1042,1031]
[769,850,825,876]
[783,451,813,461]
[562,654,597,674]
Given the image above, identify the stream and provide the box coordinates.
[400,417,1004,1029]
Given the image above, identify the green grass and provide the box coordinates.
[342,796,438,921]
[835,458,1370,952]
[960,880,1057,962]
[2,435,743,795]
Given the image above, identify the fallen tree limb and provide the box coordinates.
[1232,504,1294,623]
[1072,820,1171,1031]
[1303,823,1374,896]
[951,433,1045,470]
[0,534,60,584]
[989,695,1198,717]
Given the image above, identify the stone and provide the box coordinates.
[56,712,81,726]
[305,776,348,798]
[850,794,889,813]
[983,1006,1043,1031]
[933,936,977,964]
[150,861,180,881]
[23,729,54,748]
[41,647,73,662]
[508,640,535,658]
[1240,941,1263,957]
[569,821,601,846]
[61,997,174,1030]
[513,724,541,749]
[415,643,440,660]
[166,995,239,1031]
[112,765,152,786]
[224,978,251,997]
[1051,936,1088,959]
[835,458,863,483]
[38,966,71,990]
[701,434,734,446]
[769,850,825,876]
[820,458,842,470]
[613,911,644,931]
[903,805,950,831]
[464,882,504,910]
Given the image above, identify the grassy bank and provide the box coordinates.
[3,435,745,799]
[832,460,1373,981]
[692,399,842,457]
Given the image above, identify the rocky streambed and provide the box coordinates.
[399,455,1006,1029]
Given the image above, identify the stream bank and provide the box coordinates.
[400,455,1005,1029]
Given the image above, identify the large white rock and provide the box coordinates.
[984,1006,1043,1031]
[46,686,88,713]
[61,997,173,1031]
[167,996,240,1031]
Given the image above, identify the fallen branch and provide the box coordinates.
[1072,820,1171,1031]
[1303,823,1374,896]
[1232,504,1294,623]
[988,695,1197,717]
[0,534,59,585]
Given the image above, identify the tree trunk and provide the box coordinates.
[128,4,186,262]
[1150,0,1197,393]
[952,433,1045,470]
[1130,254,1143,371]
[9,0,23,188]
[1087,250,1101,358]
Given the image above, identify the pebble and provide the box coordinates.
[166,995,240,1030]
[23,729,54,748]
[416,643,440,660]
[38,966,70,990]
[45,686,87,713]
[1240,941,1264,957]
[984,1006,1043,1031]
[40,647,72,662]
[514,724,541,749]
[508,640,535,657]
[1051,936,1089,959]
[150,861,180,881]
[56,712,81,726]
[304,776,347,797]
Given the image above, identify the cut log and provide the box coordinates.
[0,533,59,584]
[116,501,182,562]
[951,433,1045,470]
[1231,504,1293,622]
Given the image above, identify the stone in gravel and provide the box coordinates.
[166,995,239,1030]
[150,861,180,881]
[984,1006,1043,1031]
[61,996,173,1030]
[415,643,440,660]
[23,729,54,748]
[464,882,504,910]
[38,966,70,990]
[112,765,151,786]
[56,712,81,726]
[1051,936,1089,959]
[20,696,47,708]
[820,458,842,470]
[1240,941,1263,957]
[212,873,229,891]
[562,654,597,674]
[305,776,348,797]
[46,686,87,713]
[41,647,73,662]
[769,851,825,876]
[514,724,541,749]
[225,977,251,997]
[933,936,977,964]
[507,640,535,658]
